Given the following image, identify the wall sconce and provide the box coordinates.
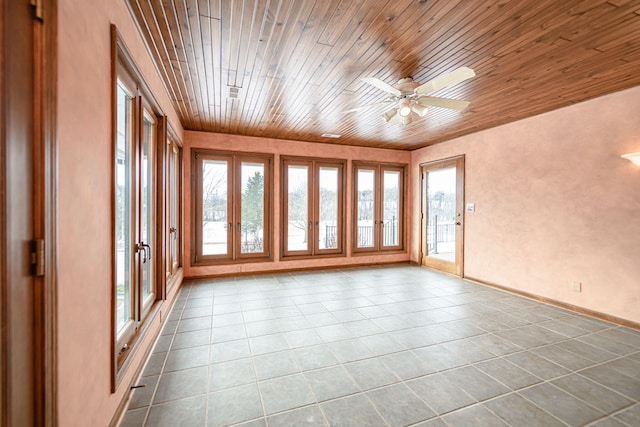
[621,152,640,166]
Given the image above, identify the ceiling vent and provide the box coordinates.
[228,87,240,99]
[321,133,341,138]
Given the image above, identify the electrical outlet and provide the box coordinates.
[236,265,242,272]
[572,281,582,292]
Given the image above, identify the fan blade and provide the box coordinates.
[342,100,393,114]
[361,77,402,97]
[417,96,470,111]
[414,67,475,95]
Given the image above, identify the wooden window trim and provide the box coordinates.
[281,156,346,259]
[192,149,273,266]
[352,161,406,254]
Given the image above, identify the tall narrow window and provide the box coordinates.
[194,150,272,264]
[140,107,156,318]
[353,162,405,252]
[167,135,182,281]
[115,78,134,344]
[240,161,265,254]
[383,169,401,247]
[282,157,345,257]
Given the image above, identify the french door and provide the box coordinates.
[353,162,405,252]
[114,72,158,366]
[194,151,272,263]
[282,158,345,257]
[420,156,465,276]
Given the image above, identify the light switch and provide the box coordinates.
[466,203,475,212]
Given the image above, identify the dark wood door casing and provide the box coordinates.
[1,0,58,425]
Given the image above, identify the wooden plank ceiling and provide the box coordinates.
[126,0,640,150]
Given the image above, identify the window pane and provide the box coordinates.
[240,162,264,254]
[356,169,375,248]
[383,170,400,247]
[318,167,338,250]
[169,146,178,269]
[202,160,228,255]
[287,165,309,251]
[141,111,155,304]
[426,167,457,261]
[115,82,133,335]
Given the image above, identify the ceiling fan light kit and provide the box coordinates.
[383,107,398,122]
[351,67,476,125]
[398,99,412,117]
[411,103,429,117]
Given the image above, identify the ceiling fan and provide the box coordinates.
[345,67,476,125]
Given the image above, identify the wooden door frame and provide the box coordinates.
[1,0,58,425]
[35,0,59,423]
[420,156,465,277]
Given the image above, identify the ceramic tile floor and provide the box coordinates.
[119,265,640,427]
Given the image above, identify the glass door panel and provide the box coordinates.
[286,165,309,252]
[115,81,134,337]
[382,170,400,247]
[421,157,464,276]
[140,110,155,311]
[356,169,375,248]
[202,159,229,256]
[318,167,338,250]
[169,144,178,271]
[426,167,456,262]
[240,162,265,254]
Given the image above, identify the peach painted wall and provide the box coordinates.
[411,86,640,324]
[184,131,412,278]
[57,0,183,425]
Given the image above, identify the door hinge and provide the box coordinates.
[30,0,44,21]
[31,239,45,276]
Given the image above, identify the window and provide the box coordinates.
[115,74,135,348]
[193,150,272,264]
[353,162,405,252]
[112,27,167,385]
[114,66,161,366]
[282,158,345,257]
[166,133,182,284]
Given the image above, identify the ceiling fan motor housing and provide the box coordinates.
[396,78,420,97]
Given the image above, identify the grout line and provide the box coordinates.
[123,266,640,427]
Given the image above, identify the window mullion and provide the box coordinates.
[376,165,383,252]
[310,162,318,255]
[229,157,237,259]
